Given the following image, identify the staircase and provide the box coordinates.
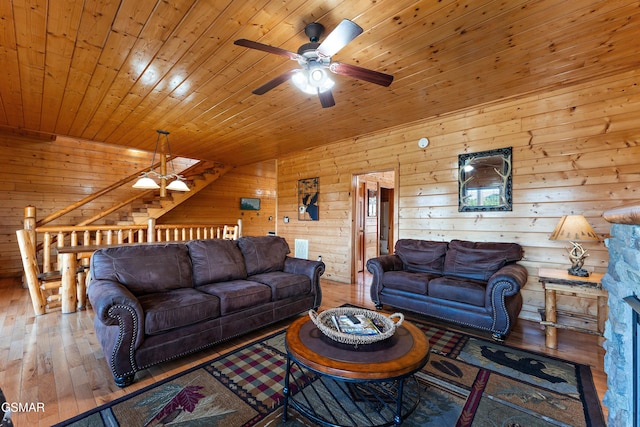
[120,161,232,225]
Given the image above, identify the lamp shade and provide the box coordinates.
[549,215,599,242]
[166,179,190,192]
[132,175,160,189]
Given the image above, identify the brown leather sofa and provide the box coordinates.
[88,236,324,387]
[367,239,527,341]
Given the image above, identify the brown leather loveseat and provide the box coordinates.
[88,236,324,386]
[367,239,527,341]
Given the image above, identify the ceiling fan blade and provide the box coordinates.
[318,90,335,108]
[317,19,363,58]
[329,62,394,87]
[252,69,298,95]
[234,39,299,60]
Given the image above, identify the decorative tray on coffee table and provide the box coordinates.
[309,307,404,346]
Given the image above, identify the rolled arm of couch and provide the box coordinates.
[485,263,528,334]
[87,279,145,352]
[366,255,404,305]
[283,257,325,307]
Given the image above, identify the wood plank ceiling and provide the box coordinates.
[0,0,639,167]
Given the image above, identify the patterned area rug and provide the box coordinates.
[54,318,604,427]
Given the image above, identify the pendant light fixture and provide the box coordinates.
[132,130,190,192]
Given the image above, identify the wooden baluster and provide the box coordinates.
[117,230,124,244]
[95,230,102,245]
[128,229,134,243]
[83,230,90,246]
[173,228,179,241]
[43,232,52,273]
[147,218,156,243]
[106,230,113,245]
[71,231,78,246]
[138,229,144,243]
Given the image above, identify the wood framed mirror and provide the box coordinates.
[458,147,512,212]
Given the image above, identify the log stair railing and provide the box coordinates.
[24,206,242,274]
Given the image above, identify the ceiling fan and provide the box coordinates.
[234,19,394,108]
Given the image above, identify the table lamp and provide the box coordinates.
[549,214,599,277]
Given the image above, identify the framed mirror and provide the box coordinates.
[458,147,512,212]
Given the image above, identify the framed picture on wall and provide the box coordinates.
[298,177,319,221]
[368,189,377,217]
[240,197,260,210]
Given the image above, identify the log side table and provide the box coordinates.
[538,268,607,349]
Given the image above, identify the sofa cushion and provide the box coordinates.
[249,271,311,300]
[91,243,193,295]
[186,239,247,286]
[237,236,291,276]
[394,239,447,274]
[428,276,486,307]
[443,240,523,281]
[138,288,220,335]
[197,280,272,315]
[382,271,435,294]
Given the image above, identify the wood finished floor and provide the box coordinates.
[0,274,608,426]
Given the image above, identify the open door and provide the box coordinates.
[355,180,366,273]
[352,170,396,282]
[379,187,394,254]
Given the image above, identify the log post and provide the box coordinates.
[24,206,38,277]
[16,229,46,315]
[545,289,558,349]
[59,253,77,314]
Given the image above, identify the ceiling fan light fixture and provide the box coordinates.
[291,68,334,95]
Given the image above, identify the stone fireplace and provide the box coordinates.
[602,204,640,427]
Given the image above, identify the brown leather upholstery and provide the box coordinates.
[88,236,324,387]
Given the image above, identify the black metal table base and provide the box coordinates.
[282,357,422,427]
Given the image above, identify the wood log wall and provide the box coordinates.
[276,69,640,323]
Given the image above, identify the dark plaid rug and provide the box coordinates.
[54,317,605,427]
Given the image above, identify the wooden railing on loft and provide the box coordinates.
[23,206,241,273]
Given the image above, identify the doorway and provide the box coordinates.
[352,170,396,282]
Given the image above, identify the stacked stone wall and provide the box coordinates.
[602,223,640,427]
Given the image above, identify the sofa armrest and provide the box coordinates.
[486,264,528,299]
[283,257,325,308]
[485,263,528,334]
[87,279,145,351]
[366,255,404,305]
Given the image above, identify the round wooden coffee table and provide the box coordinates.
[282,314,430,426]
